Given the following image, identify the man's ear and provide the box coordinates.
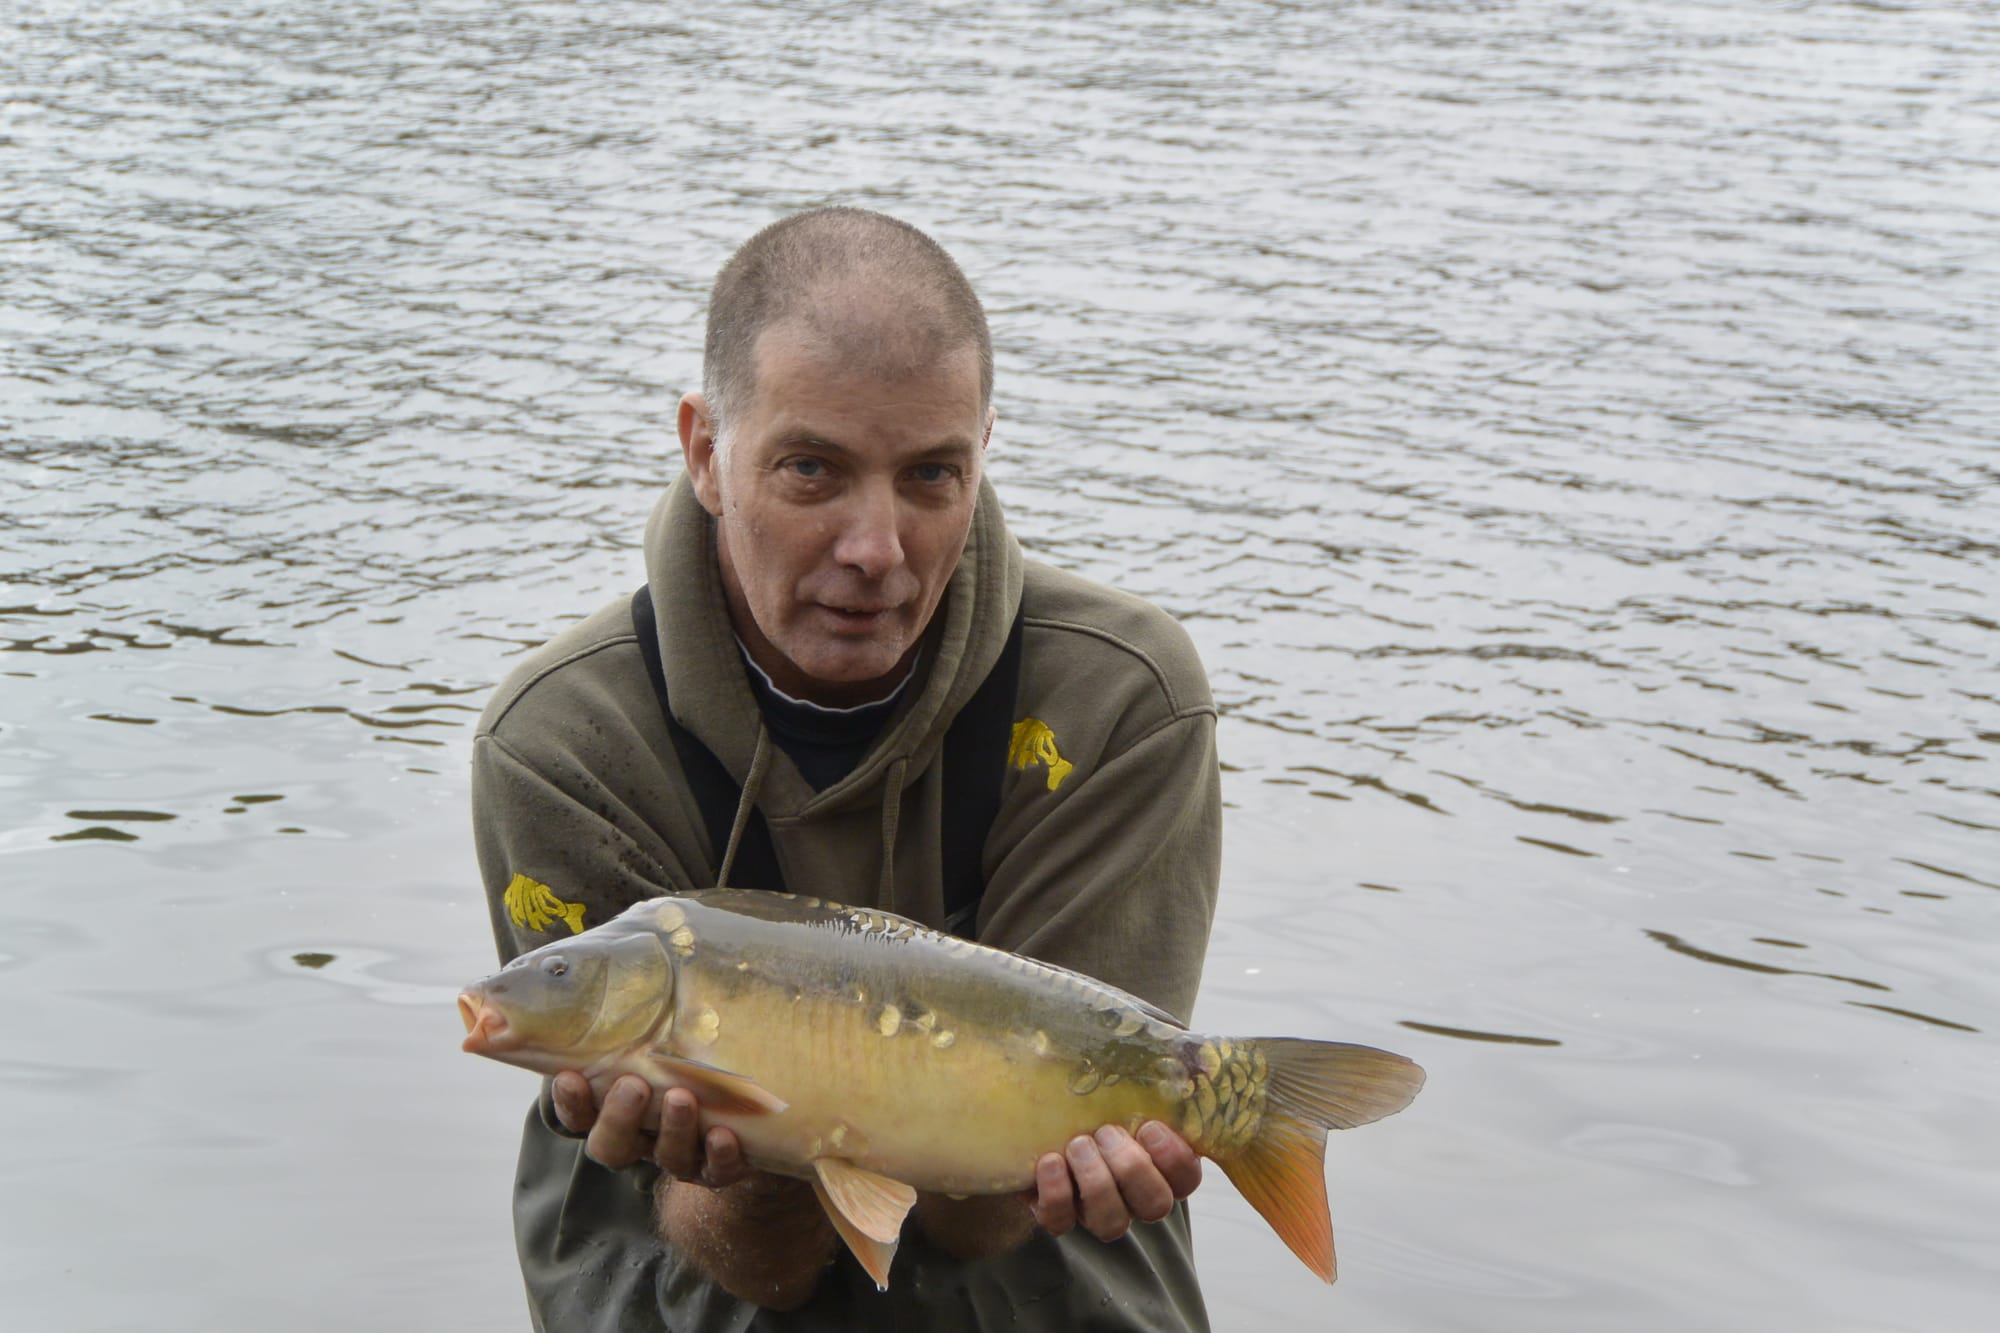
[679,393,724,516]
[982,408,995,449]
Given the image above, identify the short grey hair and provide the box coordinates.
[701,207,992,449]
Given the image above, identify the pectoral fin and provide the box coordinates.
[810,1157,916,1290]
[645,1048,788,1116]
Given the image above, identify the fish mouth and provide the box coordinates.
[458,991,511,1052]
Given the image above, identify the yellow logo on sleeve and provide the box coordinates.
[504,873,587,935]
[1008,718,1075,792]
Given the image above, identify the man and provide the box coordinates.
[472,207,1223,1330]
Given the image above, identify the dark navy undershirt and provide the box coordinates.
[739,649,913,791]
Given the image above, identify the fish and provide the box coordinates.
[458,888,1424,1289]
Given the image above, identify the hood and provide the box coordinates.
[641,470,1024,821]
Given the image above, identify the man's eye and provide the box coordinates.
[911,463,956,484]
[786,458,826,479]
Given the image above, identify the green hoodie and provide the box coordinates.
[472,473,1222,1331]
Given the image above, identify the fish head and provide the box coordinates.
[458,927,675,1074]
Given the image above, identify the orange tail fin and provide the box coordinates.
[1212,1039,1424,1283]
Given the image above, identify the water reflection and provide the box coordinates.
[2,0,1996,1328]
[1643,929,1889,993]
[1844,1003,1978,1034]
[49,807,177,843]
[272,947,462,1008]
[50,826,139,843]
[1561,1122,1754,1187]
[1400,1022,1561,1049]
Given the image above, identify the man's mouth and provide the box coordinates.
[821,603,893,624]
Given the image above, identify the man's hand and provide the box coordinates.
[550,1070,750,1188]
[921,1121,1203,1261]
[1027,1121,1203,1243]
[551,1071,831,1306]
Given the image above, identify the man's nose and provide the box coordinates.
[832,483,904,578]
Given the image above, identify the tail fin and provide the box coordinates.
[1212,1039,1424,1283]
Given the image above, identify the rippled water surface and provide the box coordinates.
[5,2,1997,1329]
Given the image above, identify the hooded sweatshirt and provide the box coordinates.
[472,473,1222,1332]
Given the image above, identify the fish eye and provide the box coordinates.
[541,956,569,978]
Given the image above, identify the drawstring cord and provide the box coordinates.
[877,756,908,899]
[712,729,909,901]
[715,725,773,888]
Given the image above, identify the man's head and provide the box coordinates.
[678,208,994,708]
[701,207,993,451]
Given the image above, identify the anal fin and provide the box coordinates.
[811,1156,916,1290]
[645,1048,788,1116]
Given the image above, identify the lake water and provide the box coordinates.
[4,2,1996,1329]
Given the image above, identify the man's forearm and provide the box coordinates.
[660,1172,1035,1302]
[657,1171,838,1310]
[912,1190,1036,1262]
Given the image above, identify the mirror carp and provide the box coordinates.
[458,888,1424,1289]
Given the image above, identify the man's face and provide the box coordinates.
[681,318,989,708]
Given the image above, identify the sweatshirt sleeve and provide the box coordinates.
[976,705,1222,1027]
[471,727,702,965]
[469,708,697,1330]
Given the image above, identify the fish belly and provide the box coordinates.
[676,972,1174,1195]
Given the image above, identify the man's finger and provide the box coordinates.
[1137,1121,1204,1201]
[701,1125,747,1188]
[585,1075,651,1168]
[1094,1125,1173,1224]
[550,1070,597,1134]
[1029,1152,1076,1236]
[652,1086,704,1180]
[1064,1132,1130,1243]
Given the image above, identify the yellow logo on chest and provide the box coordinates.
[504,872,587,936]
[1008,718,1075,791]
